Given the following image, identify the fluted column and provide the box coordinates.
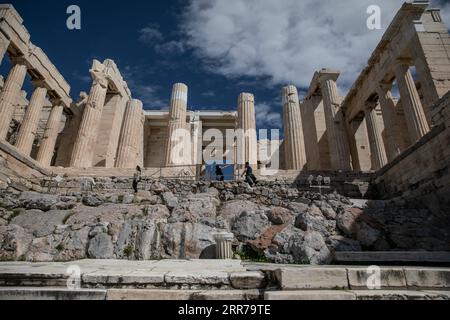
[364,102,388,170]
[377,83,402,162]
[237,92,258,167]
[70,69,108,168]
[36,102,64,167]
[0,35,10,66]
[394,60,430,143]
[165,83,188,166]
[0,60,28,140]
[15,84,47,155]
[115,99,144,168]
[282,85,306,170]
[319,72,352,171]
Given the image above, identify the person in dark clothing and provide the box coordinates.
[215,165,225,181]
[215,164,232,181]
[132,166,142,193]
[242,162,257,186]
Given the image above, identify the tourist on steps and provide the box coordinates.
[242,162,257,187]
[133,166,142,193]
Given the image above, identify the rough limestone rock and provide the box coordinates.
[88,233,114,259]
[232,210,270,242]
[289,231,332,265]
[10,209,72,238]
[82,195,104,207]
[18,191,59,211]
[218,200,261,229]
[267,207,294,225]
[0,225,33,260]
[162,192,178,209]
[162,222,224,259]
[1,178,449,263]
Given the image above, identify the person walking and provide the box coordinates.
[242,162,257,186]
[132,165,142,193]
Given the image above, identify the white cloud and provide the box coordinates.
[181,0,450,94]
[138,25,163,45]
[155,40,186,55]
[256,102,282,128]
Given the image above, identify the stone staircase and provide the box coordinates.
[0,259,449,300]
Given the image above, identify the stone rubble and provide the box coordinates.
[1,179,449,264]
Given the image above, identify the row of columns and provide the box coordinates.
[0,57,65,167]
[361,59,430,170]
[69,67,145,169]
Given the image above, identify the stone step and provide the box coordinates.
[274,266,450,290]
[265,290,450,300]
[334,251,450,266]
[0,287,107,300]
[2,287,449,300]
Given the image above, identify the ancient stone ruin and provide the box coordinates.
[0,0,450,301]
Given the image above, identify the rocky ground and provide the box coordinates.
[1,179,449,264]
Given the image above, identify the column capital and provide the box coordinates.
[378,81,393,94]
[31,79,47,89]
[364,100,378,111]
[238,92,254,103]
[394,58,413,69]
[90,70,108,88]
[317,69,340,84]
[9,55,28,67]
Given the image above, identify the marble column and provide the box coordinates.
[364,102,388,170]
[394,60,430,143]
[70,70,108,168]
[165,83,188,166]
[0,35,10,66]
[15,84,47,155]
[115,99,144,168]
[319,72,352,171]
[0,60,28,140]
[282,85,306,170]
[237,92,258,167]
[36,102,64,167]
[377,82,402,162]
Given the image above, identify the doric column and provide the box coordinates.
[165,83,188,166]
[364,102,388,170]
[318,71,352,171]
[394,60,430,143]
[0,35,10,66]
[115,99,144,168]
[0,59,28,140]
[70,67,108,168]
[36,102,64,167]
[237,92,257,167]
[282,85,306,170]
[377,82,402,162]
[15,84,47,155]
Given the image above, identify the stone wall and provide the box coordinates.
[372,91,450,214]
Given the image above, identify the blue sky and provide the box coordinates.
[4,0,450,130]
